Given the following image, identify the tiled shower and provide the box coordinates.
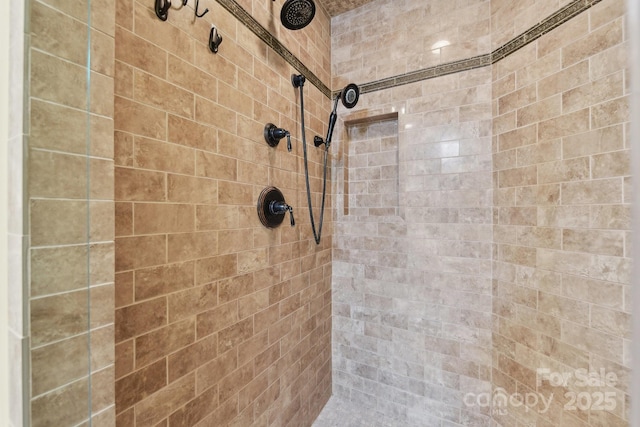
[4,0,634,426]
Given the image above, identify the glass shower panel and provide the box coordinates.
[26,0,115,423]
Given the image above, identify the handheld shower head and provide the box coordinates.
[339,83,360,109]
[318,82,360,148]
[280,0,316,30]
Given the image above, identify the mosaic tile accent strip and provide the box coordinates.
[220,0,602,97]
[492,0,603,62]
[361,0,602,94]
[360,54,492,95]
[214,0,332,98]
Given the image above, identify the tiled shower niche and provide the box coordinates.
[342,116,400,217]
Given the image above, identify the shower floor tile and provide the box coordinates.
[312,396,406,427]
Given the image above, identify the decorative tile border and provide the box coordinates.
[491,0,603,62]
[360,54,492,94]
[362,0,604,94]
[218,0,603,97]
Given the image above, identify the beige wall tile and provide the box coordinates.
[31,1,88,66]
[90,201,115,242]
[115,235,166,271]
[134,137,195,175]
[591,97,630,128]
[133,70,194,119]
[91,366,114,413]
[89,71,114,117]
[537,60,589,100]
[561,320,623,363]
[590,42,628,81]
[114,60,133,98]
[91,114,115,159]
[196,152,237,181]
[134,203,194,235]
[561,178,623,205]
[31,199,88,246]
[136,319,195,368]
[562,71,624,113]
[167,175,217,204]
[133,3,194,63]
[538,108,590,140]
[167,114,217,152]
[91,0,115,35]
[90,325,115,371]
[31,50,87,110]
[90,283,115,330]
[167,283,218,324]
[30,99,86,154]
[115,297,167,343]
[562,18,623,67]
[195,97,237,133]
[590,204,631,230]
[115,359,167,413]
[31,245,88,296]
[593,151,631,180]
[517,95,561,127]
[32,379,90,427]
[31,334,89,396]
[31,290,89,347]
[134,373,195,426]
[115,167,165,201]
[114,96,166,140]
[537,13,588,58]
[114,130,134,166]
[538,157,590,184]
[591,305,631,338]
[195,254,238,285]
[115,26,166,78]
[168,55,217,102]
[134,262,195,301]
[498,124,536,151]
[498,165,537,188]
[562,124,624,158]
[90,158,115,200]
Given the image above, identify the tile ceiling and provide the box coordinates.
[316,0,376,17]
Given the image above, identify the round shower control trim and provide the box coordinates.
[257,186,295,228]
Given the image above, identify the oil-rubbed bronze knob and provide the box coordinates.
[257,186,295,228]
[264,123,291,151]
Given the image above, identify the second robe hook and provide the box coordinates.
[155,0,170,21]
[209,26,223,53]
[182,0,209,17]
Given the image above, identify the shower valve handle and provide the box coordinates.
[287,205,295,226]
[269,201,295,226]
[264,123,291,152]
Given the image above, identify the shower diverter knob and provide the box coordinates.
[264,123,292,152]
[257,187,295,228]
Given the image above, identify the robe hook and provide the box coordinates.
[155,0,171,21]
[209,25,223,53]
[181,0,208,17]
[194,0,209,18]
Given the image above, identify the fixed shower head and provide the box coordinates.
[339,83,360,109]
[280,0,316,30]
